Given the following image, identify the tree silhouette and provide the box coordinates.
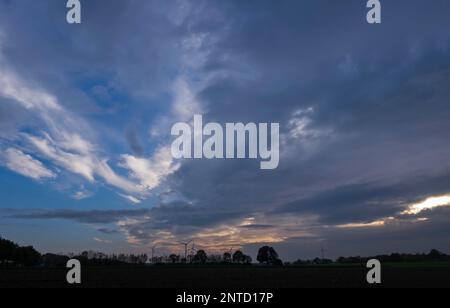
[257,246,282,266]
[428,249,445,261]
[0,237,41,266]
[169,254,180,264]
[223,252,232,263]
[193,250,208,264]
[42,253,70,267]
[232,250,245,263]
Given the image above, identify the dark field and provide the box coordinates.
[1,264,450,288]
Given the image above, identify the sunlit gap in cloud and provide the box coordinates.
[402,195,450,215]
[336,219,388,229]
[334,194,450,229]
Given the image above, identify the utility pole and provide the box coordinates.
[151,246,156,264]
[190,241,197,262]
[320,244,326,260]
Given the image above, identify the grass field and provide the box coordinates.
[1,264,450,288]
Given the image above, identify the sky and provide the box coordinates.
[1,0,450,261]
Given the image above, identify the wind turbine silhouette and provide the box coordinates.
[179,240,192,260]
[190,241,197,259]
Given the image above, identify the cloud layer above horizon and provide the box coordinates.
[1,0,450,260]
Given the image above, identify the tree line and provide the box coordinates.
[1,236,449,268]
[290,249,450,266]
[0,237,281,267]
[0,237,41,266]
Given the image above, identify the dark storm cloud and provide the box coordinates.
[5,208,150,224]
[239,224,275,230]
[97,228,120,235]
[120,203,247,243]
[274,171,450,224]
[3,202,242,230]
[172,0,450,212]
[0,0,186,101]
[161,0,450,255]
[197,0,450,122]
[265,207,450,261]
[146,202,242,228]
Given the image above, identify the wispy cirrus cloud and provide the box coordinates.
[120,147,180,192]
[93,237,112,244]
[118,194,142,205]
[1,148,56,180]
[0,43,178,201]
[72,189,92,200]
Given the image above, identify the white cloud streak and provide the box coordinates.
[0,44,173,200]
[120,146,180,192]
[2,148,56,180]
[118,194,142,205]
